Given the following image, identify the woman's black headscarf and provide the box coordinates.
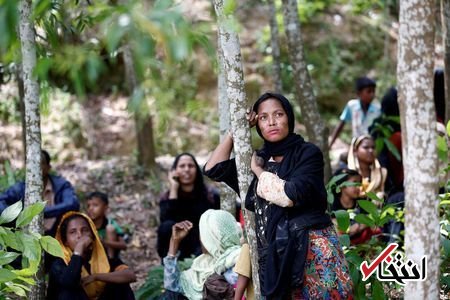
[252,92,303,160]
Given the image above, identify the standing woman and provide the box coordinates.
[157,153,220,260]
[347,135,387,200]
[204,93,353,299]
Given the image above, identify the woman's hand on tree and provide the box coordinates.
[246,109,258,128]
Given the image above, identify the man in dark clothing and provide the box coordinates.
[0,150,79,236]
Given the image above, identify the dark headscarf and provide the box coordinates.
[252,92,304,160]
[248,93,330,298]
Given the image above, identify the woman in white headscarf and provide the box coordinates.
[347,134,387,200]
[162,209,241,300]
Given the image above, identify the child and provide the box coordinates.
[233,243,255,300]
[86,192,127,258]
[329,76,381,147]
[330,168,381,245]
[47,211,136,300]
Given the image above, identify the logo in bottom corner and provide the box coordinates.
[359,243,427,285]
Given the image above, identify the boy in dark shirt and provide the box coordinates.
[86,192,127,258]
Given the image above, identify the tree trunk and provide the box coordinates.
[17,64,27,165]
[281,0,331,181]
[123,45,156,169]
[18,0,44,298]
[213,0,261,296]
[268,0,283,92]
[397,0,440,298]
[442,0,450,124]
[217,34,237,216]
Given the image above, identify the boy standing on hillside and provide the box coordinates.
[329,76,381,147]
[86,191,127,258]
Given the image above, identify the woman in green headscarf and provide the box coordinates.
[162,209,242,300]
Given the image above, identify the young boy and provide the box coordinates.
[329,76,381,147]
[86,191,127,258]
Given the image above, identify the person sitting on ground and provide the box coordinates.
[0,150,79,236]
[233,241,255,300]
[329,76,381,147]
[157,153,220,261]
[330,168,381,245]
[161,209,241,300]
[47,211,136,300]
[86,191,127,259]
[347,135,387,201]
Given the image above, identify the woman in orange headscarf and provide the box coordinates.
[47,211,136,300]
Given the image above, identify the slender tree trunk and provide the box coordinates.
[218,34,237,216]
[17,65,27,165]
[397,0,440,298]
[267,0,283,93]
[123,45,156,169]
[281,0,331,180]
[442,0,450,124]
[213,0,260,296]
[18,0,44,298]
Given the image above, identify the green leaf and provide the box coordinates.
[13,274,35,286]
[327,192,334,205]
[366,191,382,203]
[0,201,22,225]
[446,121,450,137]
[354,214,375,227]
[437,136,448,163]
[372,280,386,300]
[15,202,45,227]
[13,259,39,277]
[357,200,379,218]
[19,233,41,261]
[443,238,450,258]
[223,0,237,15]
[0,269,17,283]
[338,234,350,248]
[3,229,23,252]
[384,138,401,161]
[375,138,384,155]
[40,236,64,258]
[0,251,20,266]
[334,210,350,232]
[4,283,27,297]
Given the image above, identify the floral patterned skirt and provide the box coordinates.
[292,225,353,300]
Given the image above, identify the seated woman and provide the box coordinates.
[347,135,387,201]
[47,211,136,300]
[331,168,381,245]
[157,153,220,260]
[162,209,241,300]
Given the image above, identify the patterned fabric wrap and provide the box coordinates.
[179,209,241,300]
[296,226,354,299]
